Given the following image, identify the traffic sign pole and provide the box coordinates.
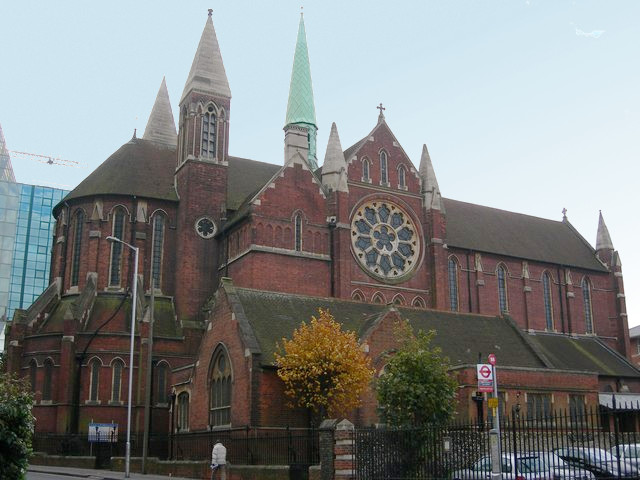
[491,355,501,474]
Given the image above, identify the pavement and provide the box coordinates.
[28,464,198,480]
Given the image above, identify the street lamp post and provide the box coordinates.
[106,235,138,479]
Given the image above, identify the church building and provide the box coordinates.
[3,11,636,435]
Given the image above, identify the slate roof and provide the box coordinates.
[37,295,181,338]
[443,198,607,272]
[227,156,280,210]
[230,286,545,369]
[228,285,640,379]
[60,138,178,207]
[526,333,640,377]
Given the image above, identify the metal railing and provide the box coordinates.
[355,403,640,480]
[32,426,318,467]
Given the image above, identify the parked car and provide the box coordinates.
[452,453,553,480]
[554,447,638,479]
[534,451,595,480]
[610,444,640,469]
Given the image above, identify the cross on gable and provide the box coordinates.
[377,103,385,115]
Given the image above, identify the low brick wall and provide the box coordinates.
[30,452,96,469]
[110,457,292,479]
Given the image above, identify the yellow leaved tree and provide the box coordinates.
[275,309,374,421]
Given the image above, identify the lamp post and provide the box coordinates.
[106,235,138,478]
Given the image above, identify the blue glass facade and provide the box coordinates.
[0,180,68,348]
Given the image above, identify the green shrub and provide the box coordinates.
[0,373,35,479]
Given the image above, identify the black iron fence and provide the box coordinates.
[32,426,319,467]
[32,432,168,460]
[171,426,319,465]
[355,404,640,480]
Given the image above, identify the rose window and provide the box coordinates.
[195,217,216,239]
[351,201,421,281]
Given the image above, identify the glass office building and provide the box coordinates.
[0,180,68,349]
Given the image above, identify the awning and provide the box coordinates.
[599,393,640,410]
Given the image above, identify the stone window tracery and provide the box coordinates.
[497,264,509,314]
[71,210,84,287]
[111,359,123,403]
[351,200,421,282]
[201,105,217,158]
[398,165,406,189]
[448,256,459,312]
[151,214,165,289]
[543,272,554,330]
[209,347,231,427]
[43,359,53,401]
[582,277,594,334]
[380,151,388,185]
[109,208,126,286]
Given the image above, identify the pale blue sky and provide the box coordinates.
[1,1,638,327]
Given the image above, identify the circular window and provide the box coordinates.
[195,217,216,239]
[351,200,421,282]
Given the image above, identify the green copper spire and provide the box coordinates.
[285,13,318,170]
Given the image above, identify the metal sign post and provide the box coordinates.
[489,354,501,479]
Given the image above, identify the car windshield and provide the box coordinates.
[518,456,549,473]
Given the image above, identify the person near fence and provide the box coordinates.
[210,439,227,480]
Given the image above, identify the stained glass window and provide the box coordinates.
[497,265,508,314]
[582,277,593,334]
[448,257,459,311]
[351,200,421,282]
[543,272,553,330]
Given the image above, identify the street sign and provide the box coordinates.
[488,353,496,365]
[88,423,118,443]
[488,397,499,409]
[477,363,494,392]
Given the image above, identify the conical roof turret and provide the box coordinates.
[181,10,231,104]
[419,144,443,212]
[143,77,177,147]
[285,13,318,170]
[596,210,614,251]
[321,122,348,193]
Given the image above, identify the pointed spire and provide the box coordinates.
[596,210,614,251]
[181,10,231,104]
[321,122,348,193]
[143,77,177,147]
[419,144,443,211]
[285,12,318,170]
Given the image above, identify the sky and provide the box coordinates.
[1,1,638,327]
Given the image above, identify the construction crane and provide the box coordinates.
[9,150,82,168]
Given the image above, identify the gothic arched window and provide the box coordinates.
[497,264,509,314]
[582,277,594,334]
[151,213,165,289]
[177,392,189,432]
[89,358,101,402]
[155,362,168,405]
[372,292,385,304]
[351,290,365,302]
[201,105,217,158]
[108,208,126,286]
[43,359,53,401]
[111,359,123,403]
[542,272,554,330]
[29,360,37,393]
[448,256,459,312]
[392,294,405,305]
[294,214,302,252]
[209,347,232,427]
[70,210,85,287]
[398,165,406,189]
[412,297,426,309]
[362,158,370,182]
[380,151,388,185]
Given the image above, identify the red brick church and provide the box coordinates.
[4,11,636,435]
